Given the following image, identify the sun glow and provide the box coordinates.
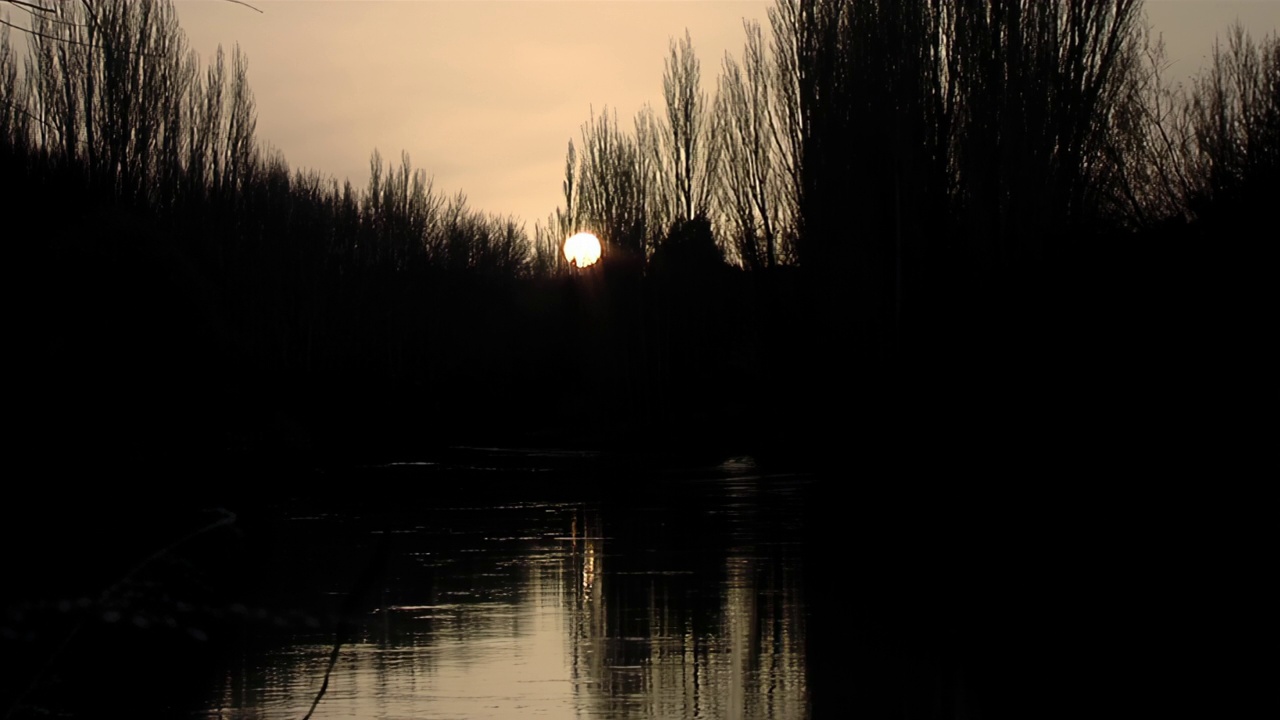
[563,232,601,268]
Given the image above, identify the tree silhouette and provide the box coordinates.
[0,20,29,153]
[1185,24,1280,223]
[1102,21,1279,230]
[2,0,1273,468]
[552,32,725,268]
[575,105,652,263]
[1104,25,1199,228]
[532,140,578,276]
[656,30,719,227]
[715,19,796,270]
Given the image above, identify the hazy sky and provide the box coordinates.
[170,0,1280,232]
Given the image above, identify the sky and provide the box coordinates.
[166,0,1280,233]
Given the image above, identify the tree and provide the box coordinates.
[1184,24,1280,223]
[533,140,578,276]
[656,30,719,225]
[19,0,200,202]
[1103,24,1200,228]
[576,105,652,261]
[0,18,31,154]
[715,19,795,270]
[784,0,1147,268]
[947,1,1145,260]
[550,32,721,267]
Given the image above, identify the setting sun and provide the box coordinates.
[564,232,602,268]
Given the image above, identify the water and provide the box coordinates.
[8,453,1148,720]
[200,458,811,720]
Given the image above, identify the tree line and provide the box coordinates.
[547,1,1276,285]
[1,0,1275,465]
[534,0,1276,461]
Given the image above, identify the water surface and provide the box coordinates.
[203,458,810,720]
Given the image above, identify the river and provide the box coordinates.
[198,453,810,720]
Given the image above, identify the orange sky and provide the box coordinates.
[170,0,1279,232]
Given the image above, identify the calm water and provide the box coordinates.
[201,457,811,720]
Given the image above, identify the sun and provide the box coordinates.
[563,232,601,268]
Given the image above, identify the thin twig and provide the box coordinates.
[8,2,91,28]
[301,636,344,720]
[300,531,390,720]
[0,17,165,58]
[223,0,264,14]
[4,1,56,14]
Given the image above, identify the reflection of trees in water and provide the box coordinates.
[201,492,808,718]
[564,496,808,719]
[719,550,807,720]
[205,504,582,716]
[566,508,613,702]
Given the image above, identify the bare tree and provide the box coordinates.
[576,105,651,261]
[222,43,256,195]
[362,149,442,270]
[715,19,795,270]
[435,190,529,276]
[533,139,578,276]
[632,102,667,253]
[657,30,719,226]
[767,0,804,230]
[1102,25,1199,228]
[0,21,30,152]
[946,0,1144,258]
[18,0,203,204]
[1184,24,1280,220]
